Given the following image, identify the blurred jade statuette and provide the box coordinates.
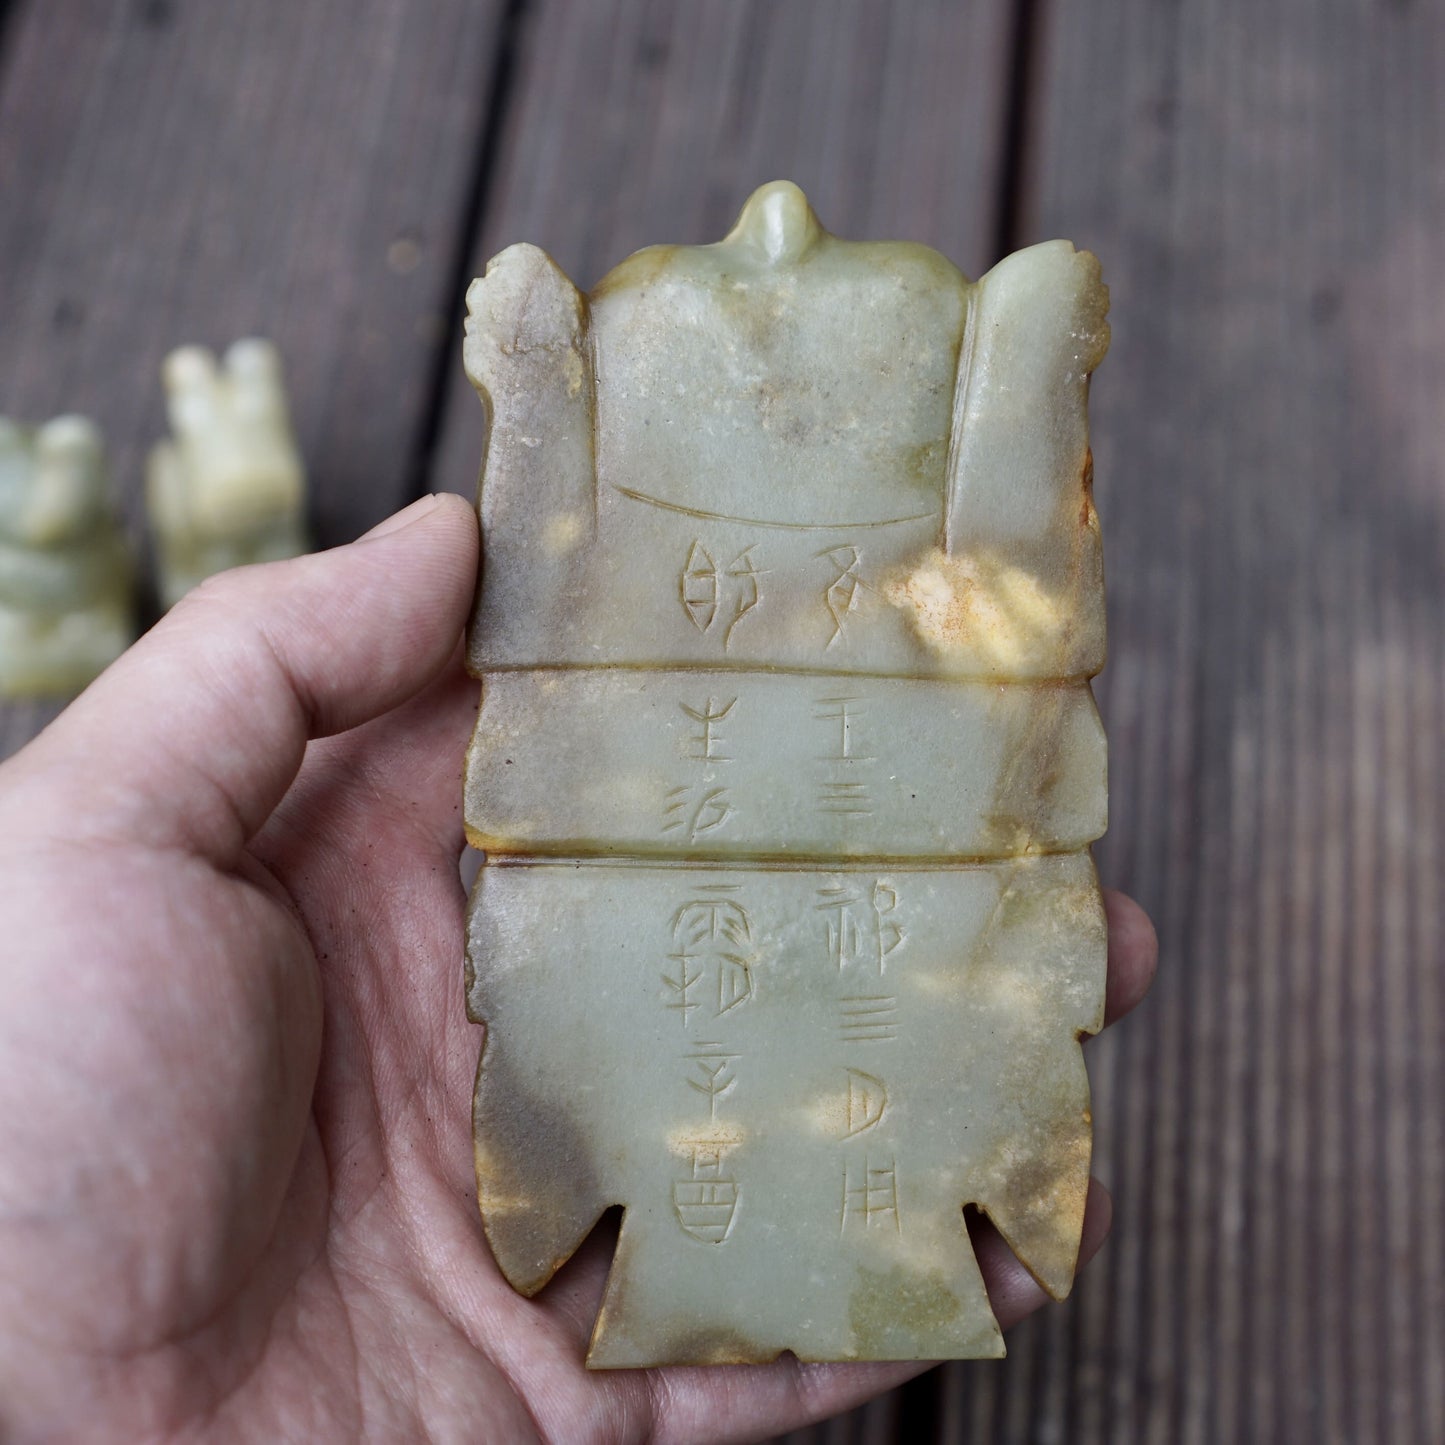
[461,182,1111,1367]
[146,338,308,608]
[0,415,134,698]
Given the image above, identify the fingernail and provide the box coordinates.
[361,495,441,541]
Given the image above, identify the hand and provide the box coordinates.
[0,495,1157,1442]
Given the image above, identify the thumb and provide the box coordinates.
[3,494,478,863]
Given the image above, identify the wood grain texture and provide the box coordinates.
[917,1,1445,1441]
[0,0,508,757]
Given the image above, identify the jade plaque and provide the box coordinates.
[461,182,1110,1366]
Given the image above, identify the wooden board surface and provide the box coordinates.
[938,1,1445,1440]
[2,2,1443,1441]
[0,0,510,754]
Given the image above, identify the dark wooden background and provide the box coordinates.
[2,2,1441,1441]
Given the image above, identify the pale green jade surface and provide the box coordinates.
[462,181,1111,1366]
[146,338,308,609]
[0,415,134,698]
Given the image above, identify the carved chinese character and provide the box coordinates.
[672,1141,741,1245]
[679,696,736,761]
[0,416,134,697]
[662,891,757,1023]
[660,782,736,842]
[146,339,308,608]
[841,1155,901,1234]
[678,540,764,647]
[462,181,1110,1365]
[683,1046,740,1119]
[816,881,905,975]
[843,1068,888,1138]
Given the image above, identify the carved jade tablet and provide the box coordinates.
[461,181,1110,1366]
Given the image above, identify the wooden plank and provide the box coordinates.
[431,0,1015,506]
[0,0,510,757]
[937,1,1445,1441]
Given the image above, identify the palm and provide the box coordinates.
[0,501,1155,1442]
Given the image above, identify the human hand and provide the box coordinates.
[0,495,1157,1442]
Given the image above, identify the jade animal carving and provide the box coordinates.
[0,415,133,698]
[461,181,1110,1365]
[146,339,308,608]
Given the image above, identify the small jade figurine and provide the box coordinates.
[146,339,308,608]
[0,415,134,698]
[461,182,1111,1366]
